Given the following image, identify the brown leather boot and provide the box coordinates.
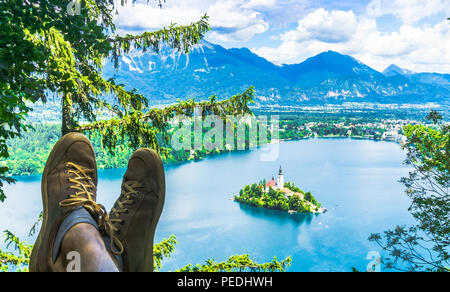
[29,132,106,272]
[104,148,166,272]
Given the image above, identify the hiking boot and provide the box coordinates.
[30,132,105,272]
[104,148,166,272]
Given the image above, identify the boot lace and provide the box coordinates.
[59,162,107,225]
[104,181,142,255]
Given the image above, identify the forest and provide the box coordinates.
[3,114,406,177]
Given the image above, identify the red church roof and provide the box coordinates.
[266,180,276,187]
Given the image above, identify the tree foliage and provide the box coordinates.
[369,111,449,272]
[234,182,321,213]
[0,88,31,201]
[177,255,292,272]
[0,230,33,272]
[153,235,177,272]
[1,229,291,272]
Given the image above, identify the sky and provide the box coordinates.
[114,0,450,73]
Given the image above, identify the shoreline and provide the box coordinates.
[5,136,403,179]
[233,199,326,215]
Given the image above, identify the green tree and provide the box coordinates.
[0,0,254,201]
[0,92,30,201]
[280,201,289,212]
[369,111,449,271]
[288,195,301,211]
[0,230,32,272]
[304,192,312,202]
[177,255,292,272]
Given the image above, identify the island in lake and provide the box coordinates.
[233,166,326,214]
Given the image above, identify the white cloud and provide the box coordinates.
[360,21,450,72]
[254,7,450,73]
[114,4,203,29]
[280,8,358,43]
[367,0,450,24]
[114,0,270,42]
[242,0,277,8]
[207,1,270,42]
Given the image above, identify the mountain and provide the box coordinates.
[280,50,380,84]
[409,72,450,89]
[102,41,450,105]
[383,64,414,77]
[103,41,288,103]
[383,64,450,91]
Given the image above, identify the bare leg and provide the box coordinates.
[54,223,119,272]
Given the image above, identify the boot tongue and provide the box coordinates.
[102,235,124,271]
[66,142,97,185]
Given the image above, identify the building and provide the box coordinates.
[265,166,285,193]
[277,166,284,189]
[265,177,276,193]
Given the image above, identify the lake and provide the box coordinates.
[0,138,414,271]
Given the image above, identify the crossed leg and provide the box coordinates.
[54,223,118,272]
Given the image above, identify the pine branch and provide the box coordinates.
[76,87,255,132]
[176,254,291,272]
[110,15,210,68]
[75,87,255,154]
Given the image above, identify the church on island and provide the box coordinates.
[265,166,284,193]
[233,166,326,214]
[264,166,305,199]
[233,166,327,214]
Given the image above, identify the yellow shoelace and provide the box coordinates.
[104,181,143,256]
[59,162,107,226]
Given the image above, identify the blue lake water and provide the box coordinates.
[0,138,414,271]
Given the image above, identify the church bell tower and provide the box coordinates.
[277,165,284,189]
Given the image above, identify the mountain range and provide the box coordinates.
[102,41,450,105]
